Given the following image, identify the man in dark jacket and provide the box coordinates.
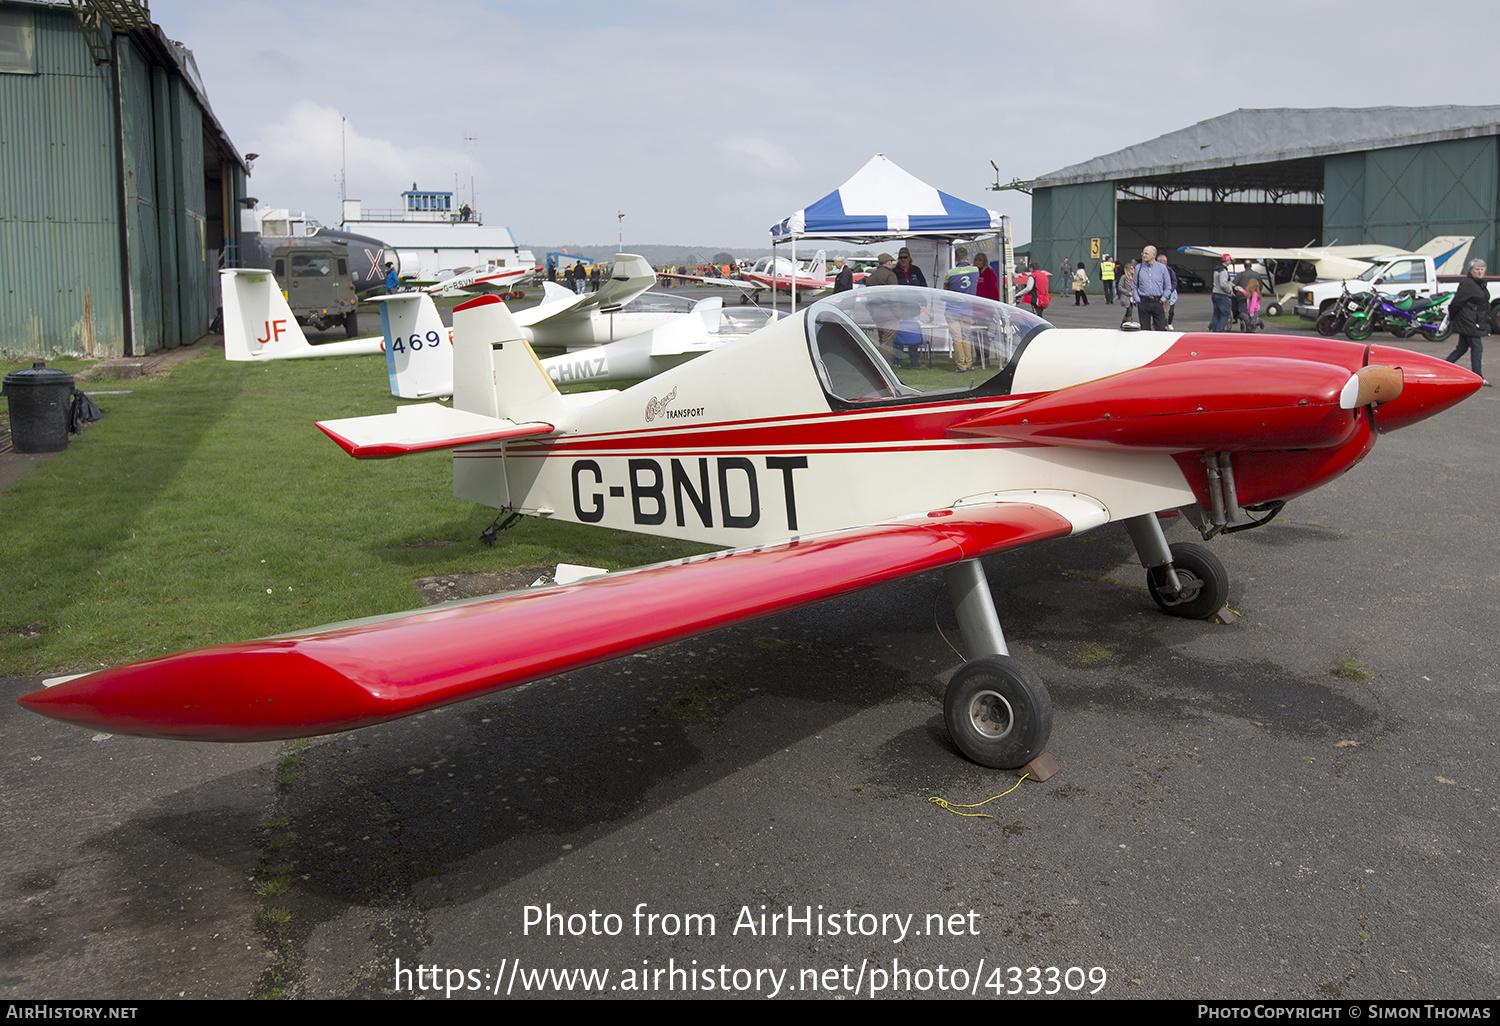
[863,254,901,358]
[893,247,927,287]
[832,257,854,293]
[1446,258,1492,386]
[864,253,897,288]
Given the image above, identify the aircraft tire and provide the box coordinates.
[943,656,1052,770]
[739,294,750,305]
[1148,543,1229,621]
[343,311,359,338]
[1265,301,1282,318]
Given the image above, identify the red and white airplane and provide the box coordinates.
[21,287,1481,772]
[418,262,532,299]
[664,250,858,304]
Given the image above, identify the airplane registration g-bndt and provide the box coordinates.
[22,287,1481,772]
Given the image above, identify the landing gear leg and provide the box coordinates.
[940,560,1054,772]
[1124,513,1230,620]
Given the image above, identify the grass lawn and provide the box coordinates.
[0,353,716,675]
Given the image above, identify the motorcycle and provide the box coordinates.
[1343,288,1453,343]
[1315,281,1360,337]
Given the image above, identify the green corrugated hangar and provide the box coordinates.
[1027,106,1500,280]
[0,0,248,358]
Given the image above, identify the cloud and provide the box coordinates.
[722,137,801,178]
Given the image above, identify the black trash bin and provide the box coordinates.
[2,362,74,453]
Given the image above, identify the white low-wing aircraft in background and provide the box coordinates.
[24,287,1481,772]
[1177,235,1474,314]
[220,257,776,398]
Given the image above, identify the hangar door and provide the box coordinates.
[1030,182,1114,279]
[1325,137,1499,269]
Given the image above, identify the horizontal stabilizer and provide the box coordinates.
[316,403,554,459]
[17,502,1074,741]
[646,306,716,357]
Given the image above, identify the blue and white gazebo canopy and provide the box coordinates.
[771,153,1003,244]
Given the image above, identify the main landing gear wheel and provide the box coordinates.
[1148,543,1229,620]
[1265,301,1282,318]
[943,656,1053,770]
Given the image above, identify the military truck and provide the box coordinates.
[270,245,361,336]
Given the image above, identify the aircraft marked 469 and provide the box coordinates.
[389,330,447,354]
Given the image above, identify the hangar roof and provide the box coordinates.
[1033,106,1500,191]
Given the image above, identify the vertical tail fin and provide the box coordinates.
[221,268,314,360]
[809,249,827,281]
[1414,236,1475,276]
[377,292,454,399]
[451,295,560,420]
[692,295,724,334]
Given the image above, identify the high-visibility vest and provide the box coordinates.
[1100,260,1116,281]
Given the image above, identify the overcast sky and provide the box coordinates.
[148,0,1500,250]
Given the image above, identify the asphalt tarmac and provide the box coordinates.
[3,300,1496,1001]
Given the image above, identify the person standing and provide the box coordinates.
[1072,262,1090,305]
[974,252,999,300]
[832,257,854,293]
[1209,253,1235,332]
[1058,256,1072,297]
[383,261,398,294]
[864,253,901,358]
[1118,259,1138,327]
[1446,258,1493,386]
[944,247,979,372]
[894,247,927,287]
[1158,255,1180,328]
[1014,262,1032,307]
[1132,245,1175,330]
[1026,262,1050,316]
[1100,255,1116,304]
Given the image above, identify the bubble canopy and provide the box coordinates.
[801,286,1053,406]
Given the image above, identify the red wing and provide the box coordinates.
[19,503,1074,742]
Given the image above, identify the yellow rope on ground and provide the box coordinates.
[927,773,1031,817]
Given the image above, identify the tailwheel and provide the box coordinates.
[1147,542,1229,620]
[943,656,1052,769]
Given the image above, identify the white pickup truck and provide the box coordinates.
[1296,254,1500,330]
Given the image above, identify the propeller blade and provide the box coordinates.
[1339,365,1404,409]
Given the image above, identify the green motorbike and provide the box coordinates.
[1343,289,1454,343]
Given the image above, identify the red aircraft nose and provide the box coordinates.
[1365,345,1484,433]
